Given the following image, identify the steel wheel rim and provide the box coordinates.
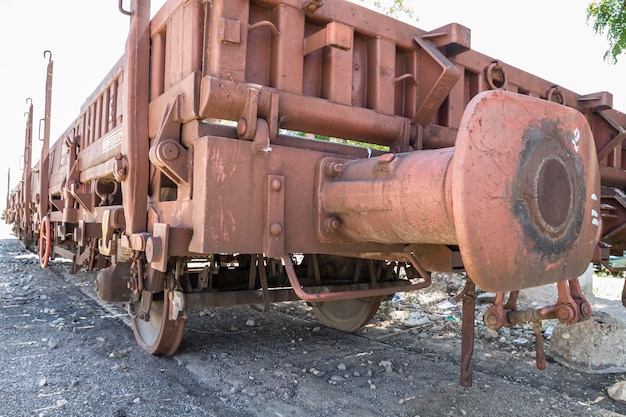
[132,290,186,356]
[312,296,383,333]
[39,216,51,268]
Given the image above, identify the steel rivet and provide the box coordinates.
[269,222,283,236]
[271,179,282,192]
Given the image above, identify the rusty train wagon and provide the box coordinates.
[5,98,40,245]
[8,0,626,384]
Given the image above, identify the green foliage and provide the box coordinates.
[286,129,389,151]
[329,137,389,151]
[371,0,415,21]
[356,0,416,22]
[587,0,626,63]
[378,299,394,317]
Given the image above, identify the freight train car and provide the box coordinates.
[6,0,626,385]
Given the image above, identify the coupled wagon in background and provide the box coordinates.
[6,0,626,385]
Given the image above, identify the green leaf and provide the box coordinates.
[587,0,626,64]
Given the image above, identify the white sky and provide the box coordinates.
[1,0,625,208]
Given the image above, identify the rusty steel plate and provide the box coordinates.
[452,90,601,293]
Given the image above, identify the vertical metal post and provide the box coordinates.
[460,279,476,387]
[533,321,547,370]
[121,0,151,235]
[23,100,33,237]
[38,51,53,223]
[5,168,9,217]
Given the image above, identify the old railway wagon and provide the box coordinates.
[6,0,626,385]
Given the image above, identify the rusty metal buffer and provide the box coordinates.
[6,0,626,386]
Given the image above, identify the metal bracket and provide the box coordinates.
[63,144,80,209]
[169,290,186,320]
[253,119,272,153]
[596,110,626,161]
[303,21,353,56]
[237,88,259,141]
[113,154,128,182]
[50,198,64,213]
[578,91,613,111]
[265,175,285,258]
[267,92,280,141]
[98,208,124,256]
[422,23,471,57]
[237,89,279,152]
[146,222,170,273]
[149,96,190,186]
[74,220,87,247]
[218,17,242,44]
[411,35,460,125]
[315,157,350,242]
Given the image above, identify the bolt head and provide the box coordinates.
[555,304,576,323]
[580,302,592,319]
[325,162,344,177]
[324,216,341,231]
[483,311,501,329]
[161,142,179,160]
[145,237,162,263]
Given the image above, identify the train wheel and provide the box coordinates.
[311,296,384,333]
[39,216,51,268]
[131,289,186,356]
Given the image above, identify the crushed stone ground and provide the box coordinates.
[1,221,625,417]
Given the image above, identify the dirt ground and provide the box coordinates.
[1,221,626,417]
